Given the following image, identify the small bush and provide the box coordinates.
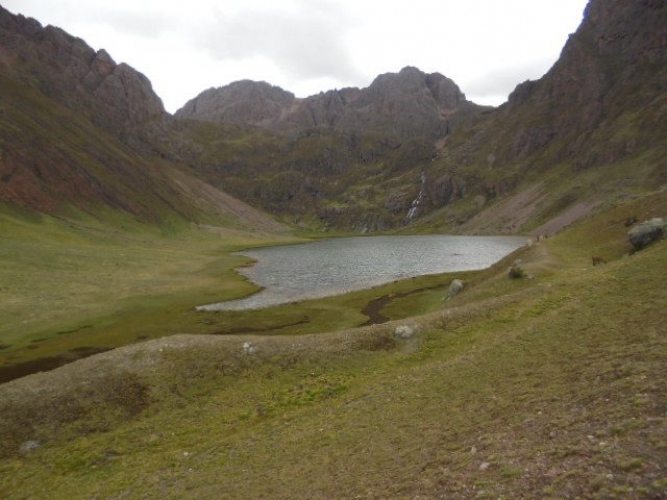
[508,265,527,279]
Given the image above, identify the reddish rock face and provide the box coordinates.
[503,0,667,168]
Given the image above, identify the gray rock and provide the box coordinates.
[628,217,665,249]
[445,279,464,301]
[242,342,258,355]
[19,440,41,453]
[427,173,466,208]
[394,325,417,339]
[175,80,295,126]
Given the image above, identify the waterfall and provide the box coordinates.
[406,172,426,224]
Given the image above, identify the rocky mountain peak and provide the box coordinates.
[366,66,465,109]
[176,66,477,138]
[0,5,166,135]
[367,66,427,93]
[175,80,296,126]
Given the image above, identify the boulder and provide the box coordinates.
[242,342,258,355]
[628,218,665,250]
[394,325,417,339]
[19,440,41,453]
[445,279,464,301]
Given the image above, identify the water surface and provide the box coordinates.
[197,235,526,311]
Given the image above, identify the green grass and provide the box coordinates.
[0,208,297,367]
[1,206,522,375]
[1,192,666,498]
[0,206,483,375]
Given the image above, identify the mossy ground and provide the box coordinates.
[1,192,665,499]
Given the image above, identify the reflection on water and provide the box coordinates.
[197,235,526,311]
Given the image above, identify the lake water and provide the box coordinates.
[197,235,527,311]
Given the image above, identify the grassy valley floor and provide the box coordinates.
[0,209,302,380]
[0,193,666,499]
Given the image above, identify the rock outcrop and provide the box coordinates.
[176,66,480,139]
[0,5,166,136]
[0,5,294,230]
[501,0,667,168]
[628,218,666,250]
[445,279,464,301]
[175,80,296,128]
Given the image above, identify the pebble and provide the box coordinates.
[19,440,41,453]
[242,342,258,354]
[394,325,416,339]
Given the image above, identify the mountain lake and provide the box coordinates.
[197,235,528,311]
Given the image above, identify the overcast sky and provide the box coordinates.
[4,0,588,113]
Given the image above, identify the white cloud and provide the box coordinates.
[195,0,364,82]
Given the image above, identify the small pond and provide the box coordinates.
[197,235,527,311]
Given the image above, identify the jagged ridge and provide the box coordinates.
[0,0,665,234]
[176,66,481,139]
[0,6,166,136]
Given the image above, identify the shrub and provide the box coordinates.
[508,265,527,279]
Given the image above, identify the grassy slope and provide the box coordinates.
[171,119,436,231]
[0,74,171,219]
[1,192,665,499]
[0,74,302,374]
[0,209,298,372]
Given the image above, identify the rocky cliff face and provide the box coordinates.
[421,0,667,235]
[342,67,467,137]
[1,0,664,234]
[0,5,287,228]
[0,5,166,136]
[175,80,296,128]
[176,66,479,139]
[500,0,667,169]
[174,0,666,232]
